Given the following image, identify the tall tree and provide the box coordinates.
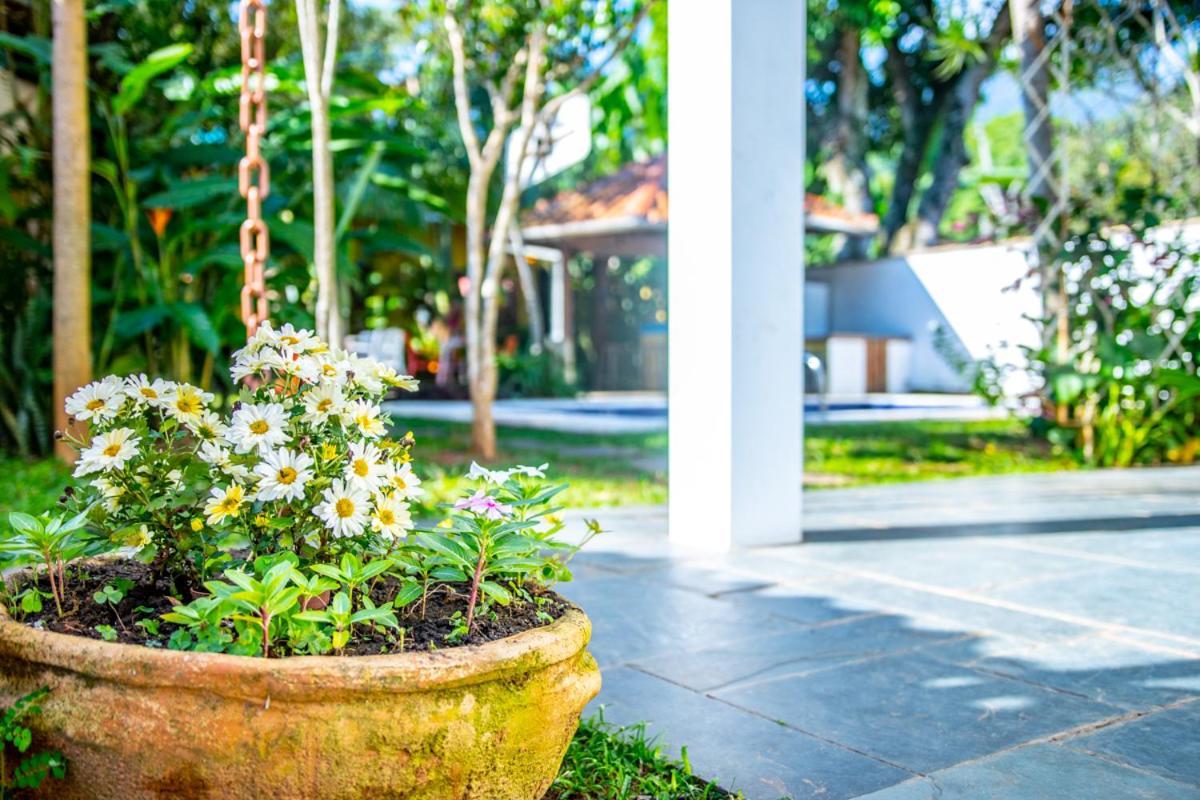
[912,4,1011,247]
[439,0,647,457]
[51,0,90,462]
[823,27,874,259]
[296,0,344,346]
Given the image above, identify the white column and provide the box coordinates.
[668,0,805,550]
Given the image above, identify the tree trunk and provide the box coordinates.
[51,0,91,463]
[911,68,987,247]
[881,42,944,251]
[823,27,874,260]
[464,172,496,458]
[509,223,546,353]
[297,0,343,346]
[912,5,1011,248]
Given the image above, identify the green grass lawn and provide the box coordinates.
[0,418,1078,519]
[804,418,1075,488]
[408,421,668,509]
[548,714,738,799]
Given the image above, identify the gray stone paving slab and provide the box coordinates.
[1063,700,1200,787]
[928,632,1200,711]
[788,537,1103,591]
[984,564,1200,643]
[592,666,912,800]
[556,575,803,668]
[759,574,1097,642]
[713,651,1120,774]
[718,582,879,627]
[566,467,1200,797]
[987,527,1200,572]
[632,613,967,693]
[855,743,1200,799]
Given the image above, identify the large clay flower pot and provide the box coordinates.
[0,599,599,800]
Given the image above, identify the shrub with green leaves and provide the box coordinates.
[1033,198,1200,466]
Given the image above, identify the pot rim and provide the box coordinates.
[0,588,592,702]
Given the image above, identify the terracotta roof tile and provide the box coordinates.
[522,153,879,234]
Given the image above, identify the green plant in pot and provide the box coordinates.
[0,323,600,800]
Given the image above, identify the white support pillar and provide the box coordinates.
[668,0,805,550]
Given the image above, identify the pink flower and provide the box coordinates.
[454,490,513,521]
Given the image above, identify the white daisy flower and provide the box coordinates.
[231,346,286,383]
[312,352,350,387]
[370,495,412,540]
[346,354,385,393]
[466,461,513,484]
[197,441,250,480]
[343,399,387,438]
[374,363,419,392]
[92,476,127,513]
[511,463,550,479]
[75,427,141,476]
[313,479,370,538]
[65,377,125,422]
[203,484,247,526]
[344,441,385,493]
[382,461,423,500]
[229,402,290,454]
[275,352,321,384]
[273,323,323,355]
[301,383,345,428]
[188,410,229,442]
[124,375,174,408]
[162,384,213,425]
[254,447,315,503]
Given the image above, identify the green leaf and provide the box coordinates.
[141,175,235,210]
[0,32,50,65]
[479,581,512,604]
[8,512,39,535]
[114,43,193,115]
[114,304,169,339]
[170,302,220,354]
[394,582,423,607]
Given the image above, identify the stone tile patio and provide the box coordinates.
[559,467,1200,799]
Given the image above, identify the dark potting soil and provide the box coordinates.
[11,561,570,656]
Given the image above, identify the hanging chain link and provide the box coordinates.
[238,0,270,339]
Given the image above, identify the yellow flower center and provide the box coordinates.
[281,335,300,346]
[249,419,270,435]
[103,443,122,457]
[140,388,157,399]
[176,396,200,414]
[377,509,395,525]
[277,466,298,485]
[322,364,337,376]
[317,398,333,412]
[393,475,407,490]
[353,459,370,477]
[87,399,105,411]
[335,498,355,518]
[356,414,372,428]
[218,497,239,514]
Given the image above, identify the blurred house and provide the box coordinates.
[520,155,1041,398]
[521,155,883,393]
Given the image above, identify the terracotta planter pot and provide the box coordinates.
[0,599,599,800]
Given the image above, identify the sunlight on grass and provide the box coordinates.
[547,713,738,800]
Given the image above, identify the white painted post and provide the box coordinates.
[668,0,806,550]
